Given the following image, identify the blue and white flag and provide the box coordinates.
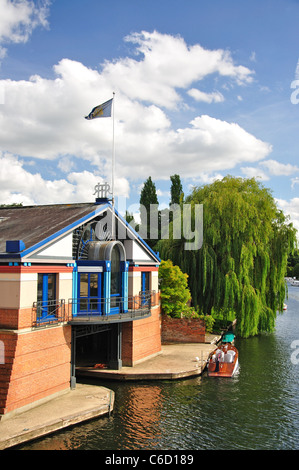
[85,98,113,120]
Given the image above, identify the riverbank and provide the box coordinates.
[0,337,219,450]
[0,384,114,450]
[77,339,219,381]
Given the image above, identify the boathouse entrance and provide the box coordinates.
[70,323,122,387]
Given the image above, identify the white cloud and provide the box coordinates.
[241,159,299,183]
[156,189,170,198]
[169,115,271,172]
[241,166,269,181]
[187,88,224,103]
[0,0,50,59]
[276,198,299,234]
[0,152,129,205]
[0,31,270,204]
[58,156,76,173]
[291,177,299,189]
[104,30,254,108]
[187,173,224,190]
[259,159,299,176]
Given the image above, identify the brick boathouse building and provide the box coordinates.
[0,197,161,417]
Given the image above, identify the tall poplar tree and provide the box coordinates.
[170,174,183,205]
[139,176,159,249]
[158,176,297,338]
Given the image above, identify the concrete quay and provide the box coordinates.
[0,384,114,450]
[77,339,219,381]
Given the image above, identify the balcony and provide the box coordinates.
[69,291,156,325]
[32,299,66,328]
[32,291,157,327]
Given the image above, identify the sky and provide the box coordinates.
[0,0,299,232]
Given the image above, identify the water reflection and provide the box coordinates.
[116,385,164,449]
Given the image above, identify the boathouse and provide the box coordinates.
[0,196,161,417]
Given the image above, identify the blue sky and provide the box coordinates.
[0,0,299,231]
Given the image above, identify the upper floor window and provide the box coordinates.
[37,273,57,320]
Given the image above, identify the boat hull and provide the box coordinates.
[207,344,239,378]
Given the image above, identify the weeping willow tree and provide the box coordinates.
[157,176,297,338]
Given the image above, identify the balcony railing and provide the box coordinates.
[69,290,156,323]
[32,291,157,327]
[32,299,66,328]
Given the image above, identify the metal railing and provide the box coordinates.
[32,291,157,327]
[69,290,156,322]
[32,299,66,328]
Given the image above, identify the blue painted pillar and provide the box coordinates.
[103,261,111,315]
[42,274,48,318]
[121,261,129,313]
[72,263,78,317]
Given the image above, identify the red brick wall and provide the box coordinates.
[0,303,73,330]
[0,325,71,415]
[161,315,206,344]
[122,303,161,366]
[0,307,33,330]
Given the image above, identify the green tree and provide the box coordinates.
[0,203,23,207]
[139,176,159,249]
[159,259,191,317]
[287,248,299,276]
[125,210,134,224]
[170,174,183,205]
[158,176,297,338]
[292,263,299,278]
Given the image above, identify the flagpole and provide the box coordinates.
[112,92,115,206]
[112,91,115,239]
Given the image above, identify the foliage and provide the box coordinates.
[210,308,236,333]
[287,249,299,277]
[181,308,215,333]
[158,259,191,318]
[0,203,23,207]
[125,210,135,224]
[170,174,183,205]
[157,176,297,338]
[293,263,299,278]
[140,176,159,209]
[200,314,215,333]
[139,176,159,249]
[158,259,214,333]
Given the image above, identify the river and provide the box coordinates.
[18,284,299,450]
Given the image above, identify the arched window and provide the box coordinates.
[111,245,121,309]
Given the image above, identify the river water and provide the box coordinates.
[19,285,299,451]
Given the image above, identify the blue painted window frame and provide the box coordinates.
[37,273,57,321]
[141,272,150,305]
[110,246,121,315]
[77,272,102,315]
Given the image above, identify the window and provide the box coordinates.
[37,273,57,320]
[110,246,121,311]
[141,272,150,293]
[78,272,102,313]
[141,272,151,306]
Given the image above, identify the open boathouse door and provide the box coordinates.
[70,322,122,387]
